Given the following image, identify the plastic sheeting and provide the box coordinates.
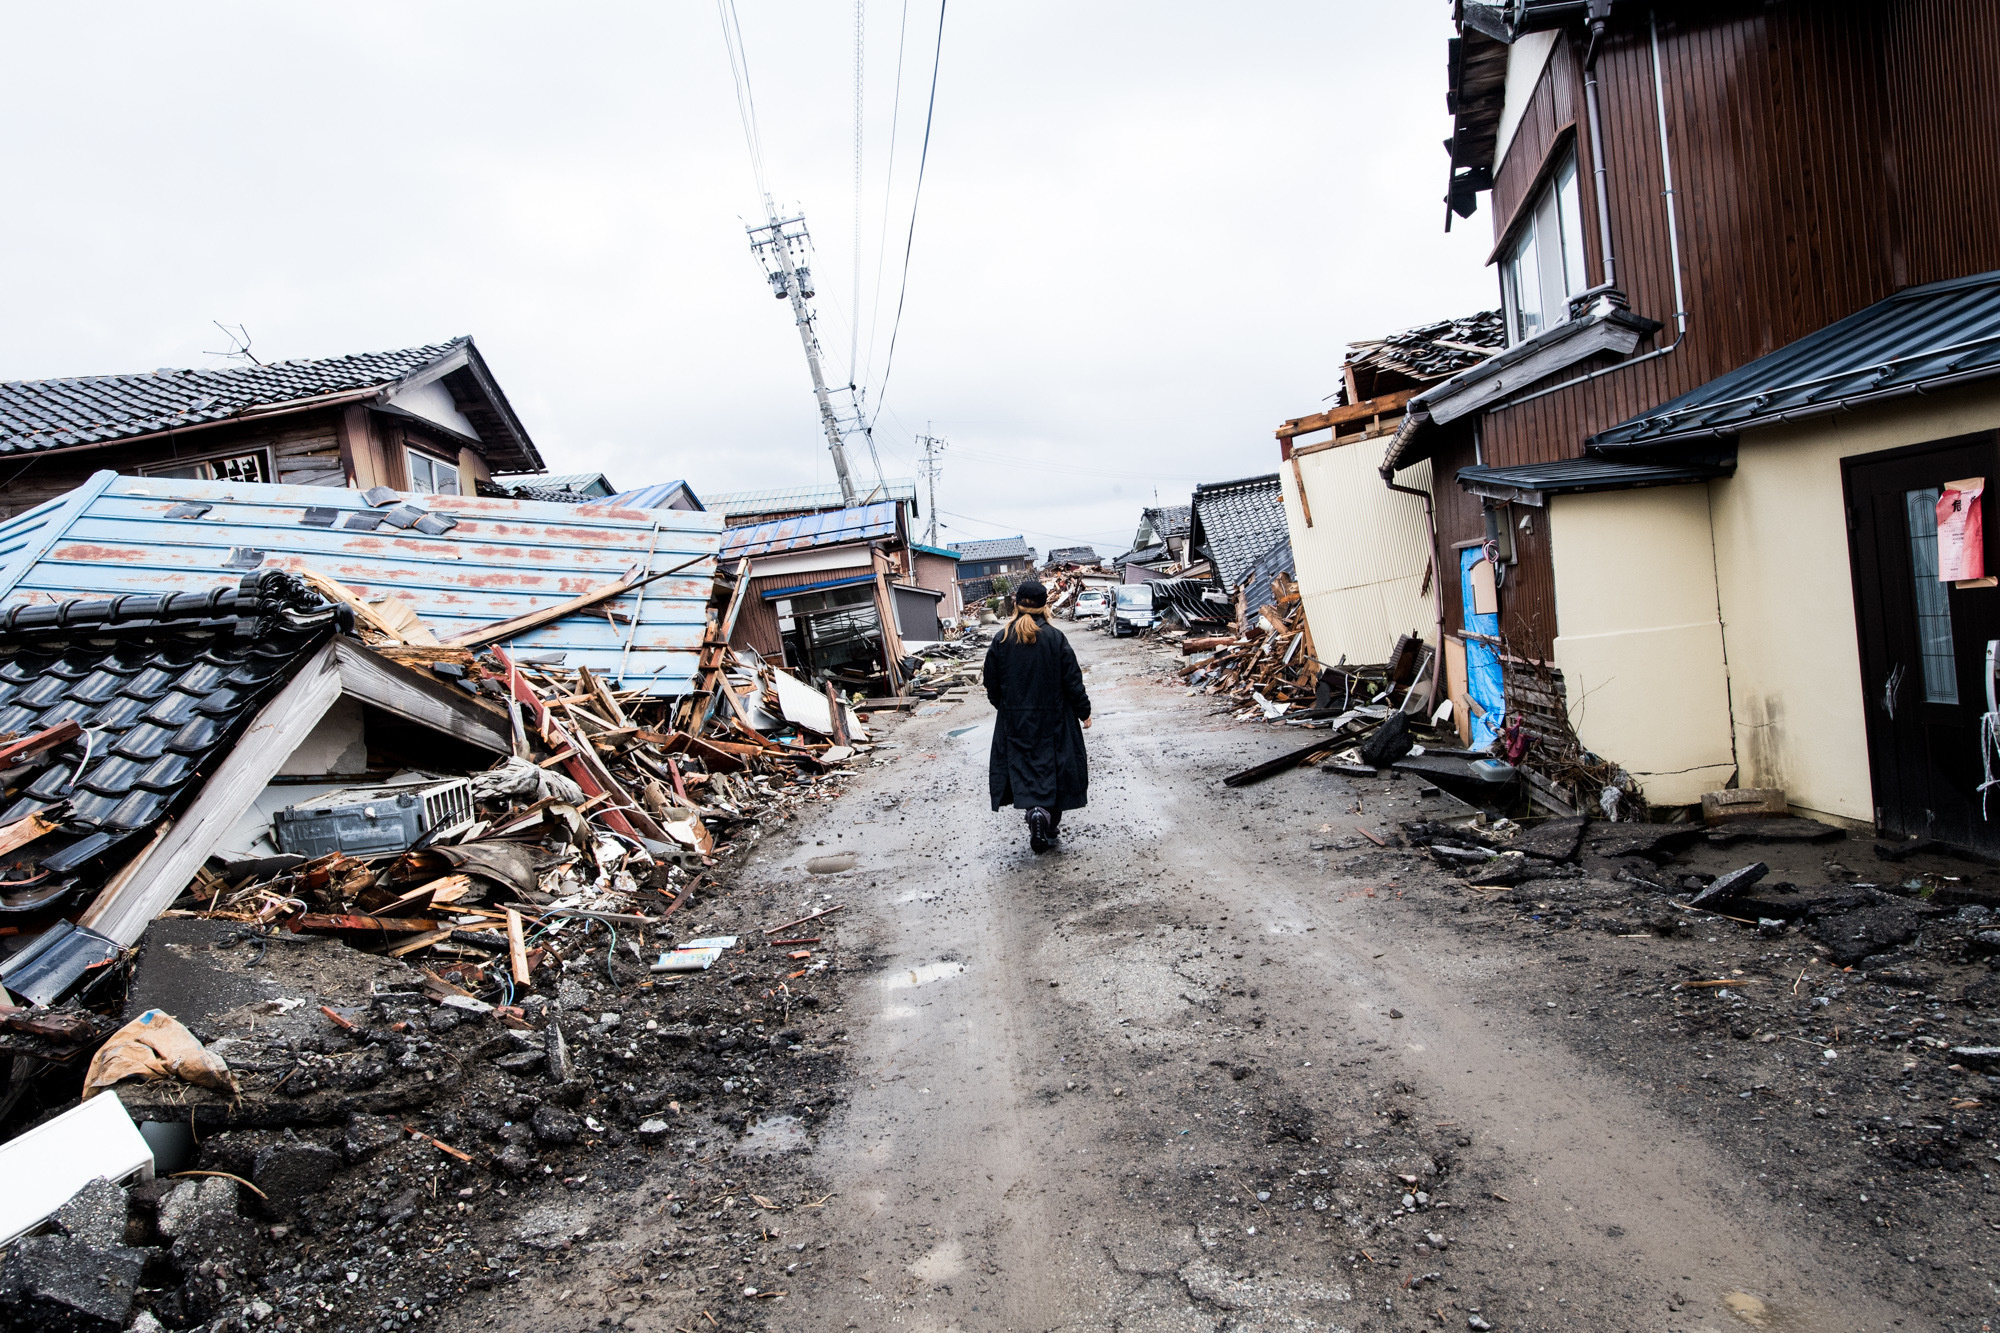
[1459,547,1505,749]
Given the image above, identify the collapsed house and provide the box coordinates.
[718,501,962,695]
[1273,311,1507,704]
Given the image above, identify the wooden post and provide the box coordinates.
[506,908,530,986]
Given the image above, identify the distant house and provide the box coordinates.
[706,479,919,530]
[0,338,543,519]
[594,480,707,512]
[1045,545,1099,566]
[500,471,623,503]
[1189,475,1290,597]
[1119,505,1191,567]
[948,536,1035,581]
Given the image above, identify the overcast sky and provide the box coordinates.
[0,2,1496,555]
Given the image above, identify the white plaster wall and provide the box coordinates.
[1548,485,1736,805]
[389,380,479,441]
[1711,380,2000,827]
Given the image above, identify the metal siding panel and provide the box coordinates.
[0,472,722,694]
[1282,437,1436,666]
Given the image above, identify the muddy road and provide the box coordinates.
[435,625,1997,1333]
[733,626,1994,1333]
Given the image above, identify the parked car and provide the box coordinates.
[1108,583,1157,637]
[1073,588,1109,620]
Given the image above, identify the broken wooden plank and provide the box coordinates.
[506,908,531,986]
[0,720,82,770]
[1223,739,1342,787]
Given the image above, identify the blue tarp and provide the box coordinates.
[1459,547,1504,749]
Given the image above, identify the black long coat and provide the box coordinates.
[984,619,1092,812]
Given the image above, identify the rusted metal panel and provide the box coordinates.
[0,471,721,694]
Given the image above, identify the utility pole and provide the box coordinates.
[748,207,858,505]
[916,427,947,546]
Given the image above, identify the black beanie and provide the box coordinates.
[1015,579,1048,607]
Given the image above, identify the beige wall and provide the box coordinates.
[1711,379,2000,826]
[1278,434,1434,666]
[1548,485,1737,806]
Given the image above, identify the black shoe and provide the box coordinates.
[1027,807,1053,853]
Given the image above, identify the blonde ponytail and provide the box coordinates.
[1006,606,1046,644]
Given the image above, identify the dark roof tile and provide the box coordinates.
[1190,475,1289,593]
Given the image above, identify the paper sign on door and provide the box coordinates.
[1938,478,1986,582]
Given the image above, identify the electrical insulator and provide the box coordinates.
[794,267,815,300]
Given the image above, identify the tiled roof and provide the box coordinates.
[1592,269,2000,451]
[1141,505,1191,538]
[1046,546,1099,565]
[0,342,457,454]
[718,502,900,560]
[1340,310,1505,402]
[0,471,722,695]
[1239,533,1297,602]
[947,536,1032,561]
[1190,475,1287,593]
[705,479,917,518]
[0,572,340,888]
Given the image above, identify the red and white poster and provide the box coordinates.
[1938,478,1986,582]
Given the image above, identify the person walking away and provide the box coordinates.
[983,579,1092,852]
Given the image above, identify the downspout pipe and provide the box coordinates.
[1386,475,1448,713]
[1582,0,1617,288]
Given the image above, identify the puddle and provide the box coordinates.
[733,1113,808,1157]
[885,960,967,990]
[805,853,857,874]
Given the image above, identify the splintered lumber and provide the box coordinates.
[761,903,846,935]
[1222,739,1341,788]
[292,913,441,934]
[0,813,59,858]
[506,908,531,985]
[0,720,82,769]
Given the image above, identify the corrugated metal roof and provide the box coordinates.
[1593,269,2000,451]
[705,479,916,517]
[717,501,899,559]
[0,471,722,694]
[598,480,701,511]
[909,542,961,560]
[1458,457,1733,496]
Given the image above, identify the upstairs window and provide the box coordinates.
[406,449,461,496]
[141,449,270,483]
[1501,149,1589,344]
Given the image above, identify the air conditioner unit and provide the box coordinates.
[273,776,475,858]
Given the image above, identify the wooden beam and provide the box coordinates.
[1275,388,1421,440]
[1289,455,1314,529]
[0,721,82,770]
[441,553,709,650]
[506,908,531,985]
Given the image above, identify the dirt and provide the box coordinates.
[39,626,2000,1332]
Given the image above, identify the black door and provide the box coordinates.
[1845,433,2000,851]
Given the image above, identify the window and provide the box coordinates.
[141,450,270,483]
[406,450,461,496]
[1500,149,1590,344]
[1905,487,1959,704]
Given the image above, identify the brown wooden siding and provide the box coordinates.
[1460,1,2000,656]
[0,411,346,518]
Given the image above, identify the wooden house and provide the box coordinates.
[1381,0,2000,844]
[0,338,542,518]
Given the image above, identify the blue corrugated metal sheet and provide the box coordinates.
[718,502,899,559]
[758,573,877,600]
[0,471,722,694]
[705,479,916,517]
[1593,269,2000,451]
[598,480,702,511]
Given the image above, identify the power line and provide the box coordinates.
[938,507,1130,548]
[850,0,864,386]
[869,0,947,431]
[715,0,768,199]
[863,0,911,390]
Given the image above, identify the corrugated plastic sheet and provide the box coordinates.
[718,502,899,559]
[0,471,722,694]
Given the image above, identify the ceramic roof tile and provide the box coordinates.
[1190,475,1288,593]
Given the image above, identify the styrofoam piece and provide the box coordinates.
[650,936,740,974]
[0,1091,154,1244]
